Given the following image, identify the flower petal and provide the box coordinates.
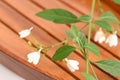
[67,63,75,72]
[19,27,33,38]
[94,28,106,43]
[33,53,40,65]
[27,50,41,65]
[105,32,118,47]
[28,58,33,63]
[68,60,79,65]
[65,58,79,72]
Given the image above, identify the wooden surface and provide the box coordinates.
[0,0,120,80]
[0,51,54,80]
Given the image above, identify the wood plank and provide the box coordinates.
[0,0,118,79]
[103,0,120,14]
[0,1,84,80]
[0,22,75,80]
[0,51,54,80]
[59,0,98,16]
[1,0,117,80]
[2,0,119,61]
[0,1,92,79]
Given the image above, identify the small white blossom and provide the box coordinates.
[27,48,42,65]
[105,31,118,47]
[19,27,33,38]
[65,58,79,72]
[94,28,106,43]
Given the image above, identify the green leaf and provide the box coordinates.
[52,45,75,61]
[71,24,80,37]
[78,15,91,21]
[95,21,112,31]
[66,30,75,40]
[66,24,79,42]
[112,0,120,5]
[95,60,120,76]
[82,73,95,80]
[66,24,86,47]
[78,32,86,47]
[84,43,100,57]
[36,9,79,24]
[66,25,86,47]
[98,12,119,22]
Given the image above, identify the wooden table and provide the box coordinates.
[0,0,120,80]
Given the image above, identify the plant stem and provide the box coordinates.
[86,57,89,74]
[30,33,41,47]
[90,63,99,80]
[88,0,96,42]
[44,39,67,51]
[86,0,96,74]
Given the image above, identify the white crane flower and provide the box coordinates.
[65,58,79,72]
[105,31,118,47]
[27,48,42,65]
[19,27,33,38]
[94,28,106,43]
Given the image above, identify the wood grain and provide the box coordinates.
[0,0,120,79]
[0,51,54,80]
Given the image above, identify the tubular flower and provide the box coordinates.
[94,28,106,43]
[19,27,33,38]
[105,31,118,47]
[27,48,42,65]
[65,58,79,72]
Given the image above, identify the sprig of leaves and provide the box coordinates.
[66,25,100,57]
[66,24,86,48]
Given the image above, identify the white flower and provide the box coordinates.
[105,31,118,47]
[27,48,42,65]
[19,27,33,38]
[94,28,106,43]
[65,58,79,72]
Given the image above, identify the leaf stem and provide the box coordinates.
[86,0,96,74]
